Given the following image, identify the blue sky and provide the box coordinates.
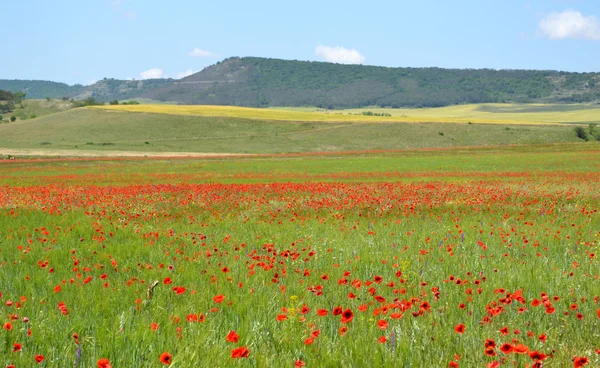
[4,0,600,85]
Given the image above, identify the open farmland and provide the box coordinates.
[1,104,597,157]
[0,146,599,367]
[93,103,600,125]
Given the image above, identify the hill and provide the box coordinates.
[0,78,172,102]
[0,107,589,156]
[0,80,84,100]
[3,57,600,108]
[140,57,600,108]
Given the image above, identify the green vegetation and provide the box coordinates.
[0,108,589,155]
[98,102,600,125]
[4,57,600,108]
[141,57,600,107]
[0,80,82,99]
[0,78,172,102]
[7,99,74,120]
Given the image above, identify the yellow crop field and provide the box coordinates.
[91,103,600,125]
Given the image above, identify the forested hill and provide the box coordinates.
[0,78,173,102]
[3,57,600,107]
[142,57,600,108]
[0,80,84,100]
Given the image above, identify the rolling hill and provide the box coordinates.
[3,57,600,107]
[0,107,589,157]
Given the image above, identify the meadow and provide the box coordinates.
[0,106,594,156]
[95,103,600,125]
[0,146,599,367]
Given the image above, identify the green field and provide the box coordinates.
[0,106,596,156]
[95,103,600,125]
[1,99,73,121]
[0,146,599,367]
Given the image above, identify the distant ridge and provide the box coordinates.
[3,57,600,108]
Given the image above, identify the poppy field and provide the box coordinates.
[0,146,599,367]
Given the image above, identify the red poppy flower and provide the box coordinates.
[97,358,113,368]
[500,343,514,354]
[231,346,249,358]
[163,277,172,285]
[341,308,354,324]
[454,324,466,334]
[35,355,45,363]
[485,339,496,348]
[513,344,529,354]
[529,351,547,361]
[213,295,225,303]
[378,336,387,343]
[160,352,172,365]
[449,362,459,367]
[151,322,159,331]
[226,330,239,343]
[3,322,12,330]
[333,306,343,316]
[304,337,314,345]
[276,314,287,321]
[300,305,310,315]
[317,309,328,316]
[377,319,389,330]
[295,359,306,367]
[13,342,22,352]
[573,356,589,368]
[485,347,497,356]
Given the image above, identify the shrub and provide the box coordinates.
[574,126,588,141]
[109,100,119,105]
[10,116,16,122]
[439,132,444,136]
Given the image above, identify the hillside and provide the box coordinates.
[0,78,173,102]
[93,103,600,125]
[0,80,84,99]
[0,107,587,156]
[3,57,600,108]
[140,57,600,108]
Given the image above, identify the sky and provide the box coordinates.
[3,0,600,85]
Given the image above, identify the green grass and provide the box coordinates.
[4,99,74,121]
[1,143,599,186]
[0,108,588,155]
[0,148,599,366]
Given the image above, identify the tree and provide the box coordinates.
[0,101,14,113]
[14,92,26,108]
[109,100,119,105]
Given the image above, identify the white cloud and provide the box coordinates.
[538,10,600,40]
[189,48,217,57]
[315,44,365,64]
[176,69,196,79]
[140,68,165,79]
